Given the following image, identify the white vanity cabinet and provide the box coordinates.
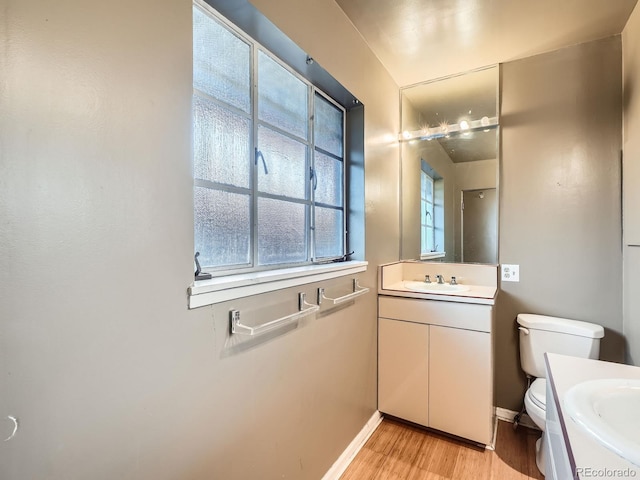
[378,295,494,445]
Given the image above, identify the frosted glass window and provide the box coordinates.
[193,6,251,113]
[258,51,308,140]
[315,207,343,259]
[194,187,251,267]
[192,2,347,273]
[193,96,251,188]
[314,152,342,207]
[315,94,343,157]
[258,198,307,265]
[257,126,307,200]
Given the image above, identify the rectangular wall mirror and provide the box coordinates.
[400,65,499,264]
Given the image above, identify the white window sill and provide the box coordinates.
[188,260,368,309]
[420,251,446,260]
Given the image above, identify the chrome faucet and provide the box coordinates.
[450,276,457,285]
[424,275,431,283]
[435,274,445,284]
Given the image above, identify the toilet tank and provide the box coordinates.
[517,314,604,378]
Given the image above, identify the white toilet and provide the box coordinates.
[517,313,604,475]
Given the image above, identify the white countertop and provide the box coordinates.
[545,353,640,479]
[380,281,497,305]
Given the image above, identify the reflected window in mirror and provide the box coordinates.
[420,161,444,257]
[421,170,434,253]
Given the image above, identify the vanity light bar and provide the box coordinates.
[399,116,499,142]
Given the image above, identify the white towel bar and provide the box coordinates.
[318,278,370,306]
[230,292,319,336]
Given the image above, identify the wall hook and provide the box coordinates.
[4,416,18,442]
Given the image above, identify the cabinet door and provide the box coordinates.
[429,325,493,444]
[378,318,429,427]
[624,246,640,363]
[624,149,640,245]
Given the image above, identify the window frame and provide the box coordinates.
[193,0,347,277]
[421,169,436,255]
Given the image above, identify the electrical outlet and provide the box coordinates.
[501,264,520,282]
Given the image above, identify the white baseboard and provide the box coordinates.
[495,406,540,430]
[321,410,383,480]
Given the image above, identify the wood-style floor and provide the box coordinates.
[340,418,545,480]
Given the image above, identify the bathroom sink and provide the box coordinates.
[403,281,470,294]
[564,378,640,467]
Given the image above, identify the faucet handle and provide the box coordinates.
[450,276,457,285]
[424,275,431,284]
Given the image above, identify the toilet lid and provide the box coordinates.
[528,378,547,409]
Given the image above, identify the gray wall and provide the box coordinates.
[497,36,625,409]
[454,159,498,263]
[623,2,640,365]
[0,0,399,479]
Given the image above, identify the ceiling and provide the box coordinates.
[335,0,637,164]
[335,0,638,87]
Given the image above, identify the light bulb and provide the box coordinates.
[459,120,470,130]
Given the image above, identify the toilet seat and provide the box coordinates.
[524,378,547,431]
[528,378,547,409]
